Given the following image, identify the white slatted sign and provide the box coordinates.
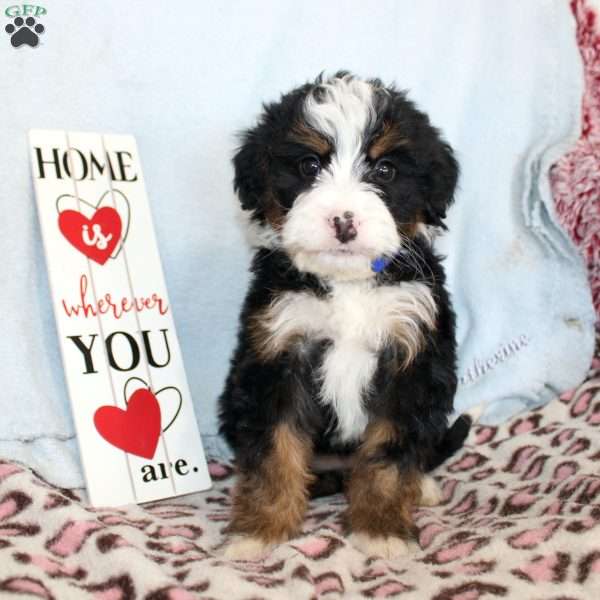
[29,130,211,506]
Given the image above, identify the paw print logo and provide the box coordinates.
[5,16,45,48]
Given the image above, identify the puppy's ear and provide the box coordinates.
[233,132,269,213]
[423,141,459,229]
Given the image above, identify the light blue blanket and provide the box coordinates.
[0,0,594,488]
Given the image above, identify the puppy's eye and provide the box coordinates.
[373,159,396,183]
[299,155,321,178]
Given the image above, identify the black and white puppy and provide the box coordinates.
[219,72,469,560]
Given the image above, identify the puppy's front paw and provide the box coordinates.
[349,532,416,559]
[222,535,274,561]
[418,474,443,507]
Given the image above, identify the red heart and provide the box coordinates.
[94,389,161,459]
[58,207,122,265]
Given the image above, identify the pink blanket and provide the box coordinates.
[553,0,600,321]
[1,359,600,599]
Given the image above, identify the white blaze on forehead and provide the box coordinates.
[304,77,376,177]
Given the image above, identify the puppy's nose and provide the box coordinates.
[330,211,357,243]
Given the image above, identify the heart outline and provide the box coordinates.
[123,377,182,433]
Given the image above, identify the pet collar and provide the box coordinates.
[371,255,393,273]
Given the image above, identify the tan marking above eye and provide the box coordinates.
[368,121,410,160]
[288,123,332,156]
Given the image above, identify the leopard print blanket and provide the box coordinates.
[1,357,600,599]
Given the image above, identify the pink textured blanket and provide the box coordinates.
[553,0,600,321]
[1,359,600,599]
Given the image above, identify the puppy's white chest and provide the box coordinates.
[264,280,436,442]
[323,284,383,346]
[317,284,381,442]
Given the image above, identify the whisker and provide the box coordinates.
[390,236,435,283]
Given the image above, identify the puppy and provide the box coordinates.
[218,72,469,560]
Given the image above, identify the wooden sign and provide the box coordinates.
[29,130,211,506]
